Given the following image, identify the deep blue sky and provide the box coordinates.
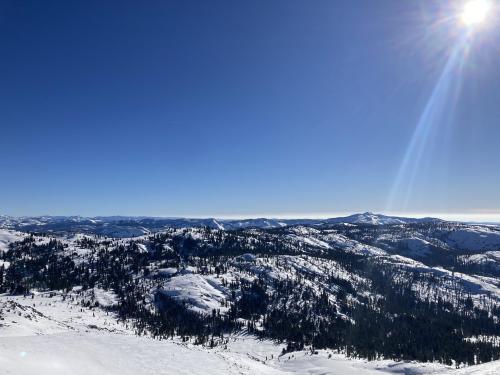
[1,0,499,219]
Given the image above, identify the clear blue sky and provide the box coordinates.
[1,0,499,219]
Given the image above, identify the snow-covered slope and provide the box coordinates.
[446,227,500,251]
[1,293,499,375]
[0,229,26,252]
[325,212,439,225]
[160,272,230,314]
[2,293,494,375]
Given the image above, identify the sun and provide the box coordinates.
[461,0,492,26]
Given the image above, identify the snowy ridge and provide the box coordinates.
[0,212,443,238]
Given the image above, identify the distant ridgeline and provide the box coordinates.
[0,212,441,237]
[2,219,500,367]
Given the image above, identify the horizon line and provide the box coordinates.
[2,211,500,224]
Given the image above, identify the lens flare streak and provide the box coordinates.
[387,36,469,211]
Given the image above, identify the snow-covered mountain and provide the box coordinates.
[0,212,442,237]
[2,217,500,373]
[324,212,441,225]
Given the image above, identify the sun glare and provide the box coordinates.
[461,0,492,26]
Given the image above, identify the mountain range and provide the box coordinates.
[0,212,443,237]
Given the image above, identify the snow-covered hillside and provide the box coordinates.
[0,229,26,252]
[2,218,500,373]
[446,227,500,251]
[325,212,440,225]
[2,293,498,375]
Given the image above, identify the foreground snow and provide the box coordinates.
[0,331,448,375]
[1,294,499,375]
[3,331,499,375]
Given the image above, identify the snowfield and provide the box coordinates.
[161,273,230,314]
[0,229,25,252]
[1,293,499,375]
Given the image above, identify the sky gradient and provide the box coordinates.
[1,0,499,219]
